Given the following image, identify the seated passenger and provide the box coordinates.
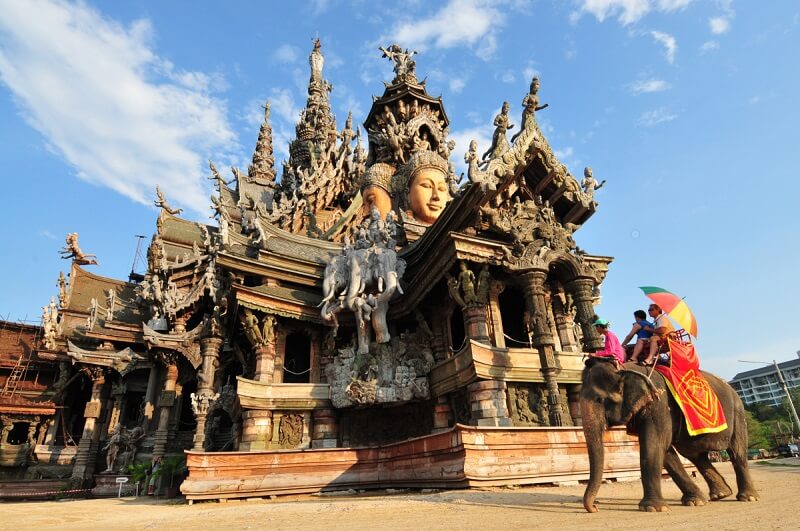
[590,318,625,368]
[644,304,675,365]
[621,310,653,362]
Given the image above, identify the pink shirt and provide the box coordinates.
[596,330,625,364]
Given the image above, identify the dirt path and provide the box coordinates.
[4,461,798,530]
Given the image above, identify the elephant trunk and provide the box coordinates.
[581,398,607,513]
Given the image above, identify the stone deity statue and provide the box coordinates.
[581,167,606,199]
[483,101,514,161]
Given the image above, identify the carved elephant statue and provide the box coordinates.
[580,358,759,513]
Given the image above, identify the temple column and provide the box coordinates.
[310,408,338,448]
[70,368,106,487]
[143,364,160,430]
[462,304,490,343]
[44,412,59,445]
[567,385,582,426]
[106,382,126,435]
[565,277,604,352]
[240,333,277,451]
[521,270,566,426]
[192,337,222,451]
[432,396,454,432]
[467,380,511,427]
[487,280,506,348]
[152,354,178,462]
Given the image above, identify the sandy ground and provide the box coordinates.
[3,460,799,530]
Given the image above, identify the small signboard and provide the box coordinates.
[116,476,129,498]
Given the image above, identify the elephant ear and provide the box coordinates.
[619,370,662,425]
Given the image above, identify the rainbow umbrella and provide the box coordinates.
[639,286,698,338]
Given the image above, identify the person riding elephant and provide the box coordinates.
[580,357,759,513]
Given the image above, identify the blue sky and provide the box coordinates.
[0,0,797,379]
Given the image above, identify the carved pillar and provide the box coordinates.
[567,385,582,427]
[254,342,277,383]
[487,280,506,348]
[520,270,565,426]
[44,412,59,445]
[151,355,178,462]
[240,410,273,451]
[552,289,578,352]
[71,368,106,487]
[432,395,453,432]
[192,337,223,451]
[462,304,490,343]
[565,277,604,352]
[106,382,126,436]
[467,380,511,427]
[310,408,338,448]
[143,364,160,430]
[273,329,286,384]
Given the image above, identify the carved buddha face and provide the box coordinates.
[362,184,392,219]
[408,167,450,224]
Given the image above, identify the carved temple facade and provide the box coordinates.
[4,42,619,493]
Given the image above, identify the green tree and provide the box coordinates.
[744,410,772,449]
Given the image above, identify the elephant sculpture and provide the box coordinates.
[580,358,759,513]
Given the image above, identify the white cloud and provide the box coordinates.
[500,70,516,83]
[638,107,677,126]
[700,40,720,53]
[449,78,466,93]
[273,44,300,64]
[388,0,505,59]
[650,30,677,63]
[629,78,671,94]
[571,0,693,25]
[709,16,730,34]
[269,87,301,126]
[0,0,237,214]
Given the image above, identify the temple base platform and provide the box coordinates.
[182,424,660,501]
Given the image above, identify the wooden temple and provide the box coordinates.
[2,41,639,498]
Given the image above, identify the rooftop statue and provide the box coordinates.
[154,185,183,215]
[208,160,233,192]
[59,232,98,265]
[581,166,606,199]
[483,101,514,162]
[511,76,548,143]
[379,44,418,84]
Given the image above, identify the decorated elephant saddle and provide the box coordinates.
[655,339,728,436]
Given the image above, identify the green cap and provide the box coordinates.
[593,318,609,327]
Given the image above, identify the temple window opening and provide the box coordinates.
[499,288,528,348]
[283,332,311,383]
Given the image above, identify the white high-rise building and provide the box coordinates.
[729,353,800,407]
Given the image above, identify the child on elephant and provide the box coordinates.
[621,310,653,362]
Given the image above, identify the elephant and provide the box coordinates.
[580,357,759,513]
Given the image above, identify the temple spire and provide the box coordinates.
[248,101,276,185]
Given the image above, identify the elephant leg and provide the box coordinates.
[684,452,733,501]
[727,420,760,501]
[663,447,706,506]
[637,423,671,512]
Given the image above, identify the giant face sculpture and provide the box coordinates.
[407,166,450,224]
[360,162,395,220]
[362,184,392,220]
